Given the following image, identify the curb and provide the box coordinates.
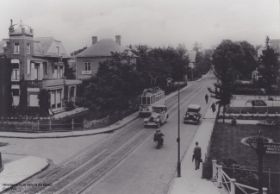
[0,115,139,139]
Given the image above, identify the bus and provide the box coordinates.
[139,87,165,117]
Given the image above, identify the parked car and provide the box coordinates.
[184,104,201,124]
[144,104,168,128]
[245,100,267,107]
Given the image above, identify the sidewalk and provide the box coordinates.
[0,156,49,193]
[168,106,221,194]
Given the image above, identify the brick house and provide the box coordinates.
[0,20,81,115]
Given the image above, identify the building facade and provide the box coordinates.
[0,20,81,115]
[75,35,124,80]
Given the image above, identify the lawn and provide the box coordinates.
[205,123,280,194]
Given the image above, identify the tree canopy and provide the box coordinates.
[259,37,279,92]
[79,45,190,118]
[210,40,236,122]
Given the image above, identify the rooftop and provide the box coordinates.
[33,37,69,58]
[77,38,124,57]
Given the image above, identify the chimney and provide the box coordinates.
[115,35,121,45]
[92,36,98,45]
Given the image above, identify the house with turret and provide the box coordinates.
[0,20,81,116]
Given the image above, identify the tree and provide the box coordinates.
[236,41,258,80]
[82,50,144,117]
[209,40,236,123]
[259,36,279,93]
[131,45,189,90]
[0,55,12,117]
[195,50,212,76]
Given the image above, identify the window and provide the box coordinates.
[11,69,20,81]
[12,89,20,106]
[58,66,63,78]
[56,90,62,108]
[33,63,40,80]
[53,66,58,78]
[14,43,20,54]
[28,93,39,107]
[43,62,48,75]
[51,91,55,108]
[85,62,91,71]
[12,89,19,96]
[26,43,30,54]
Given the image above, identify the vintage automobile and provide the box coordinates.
[184,104,202,124]
[245,99,267,107]
[144,104,168,128]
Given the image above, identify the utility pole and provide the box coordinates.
[177,87,181,177]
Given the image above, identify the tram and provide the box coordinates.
[139,87,165,117]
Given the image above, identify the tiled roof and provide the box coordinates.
[78,39,124,57]
[34,37,69,58]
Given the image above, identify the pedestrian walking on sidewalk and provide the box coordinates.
[192,142,202,170]
[205,94,209,104]
[211,102,216,113]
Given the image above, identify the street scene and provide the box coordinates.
[0,0,280,194]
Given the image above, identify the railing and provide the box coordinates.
[212,160,268,194]
[0,118,83,132]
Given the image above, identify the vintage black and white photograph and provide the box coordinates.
[0,0,279,194]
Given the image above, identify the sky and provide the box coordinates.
[0,0,279,53]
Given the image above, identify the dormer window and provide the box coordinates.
[14,42,20,54]
[26,43,30,54]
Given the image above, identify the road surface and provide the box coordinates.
[7,75,215,194]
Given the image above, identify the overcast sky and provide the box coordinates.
[0,0,279,52]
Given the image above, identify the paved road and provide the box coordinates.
[6,76,215,194]
[82,77,215,194]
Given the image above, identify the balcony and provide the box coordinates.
[81,70,92,75]
[26,79,65,88]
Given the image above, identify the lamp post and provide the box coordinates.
[177,87,181,177]
[256,131,266,194]
[249,130,267,194]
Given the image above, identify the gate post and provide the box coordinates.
[0,152,2,172]
[217,165,223,188]
[212,159,217,181]
[71,119,74,131]
[37,120,40,132]
[230,178,236,194]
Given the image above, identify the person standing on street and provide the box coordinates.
[205,94,209,104]
[192,142,202,170]
[211,102,216,113]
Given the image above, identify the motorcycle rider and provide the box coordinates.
[153,129,164,148]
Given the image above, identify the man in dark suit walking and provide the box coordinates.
[192,142,202,170]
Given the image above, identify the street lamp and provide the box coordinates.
[256,130,266,194]
[177,87,181,177]
[248,130,267,194]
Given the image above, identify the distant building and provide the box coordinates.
[0,20,81,115]
[269,39,280,54]
[251,67,262,82]
[75,35,124,80]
